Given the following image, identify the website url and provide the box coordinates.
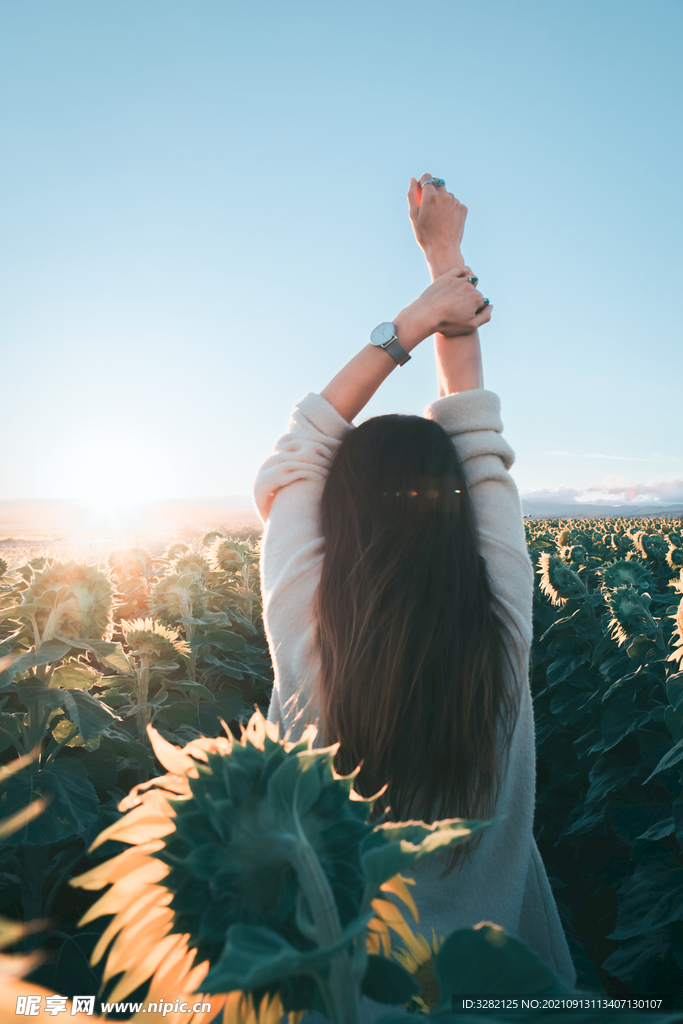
[101,1001,213,1016]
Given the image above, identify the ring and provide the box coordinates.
[483,298,490,306]
[466,275,479,286]
[422,177,445,188]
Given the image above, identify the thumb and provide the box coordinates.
[407,177,421,220]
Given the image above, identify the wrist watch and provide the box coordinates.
[370,322,411,367]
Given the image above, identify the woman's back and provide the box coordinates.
[253,175,576,1018]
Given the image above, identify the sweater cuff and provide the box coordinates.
[295,392,355,441]
[424,389,504,435]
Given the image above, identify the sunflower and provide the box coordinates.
[120,618,191,661]
[109,548,154,580]
[165,543,191,560]
[667,597,683,666]
[151,571,206,626]
[21,560,114,643]
[208,540,245,573]
[70,711,430,1022]
[202,531,225,548]
[537,553,587,607]
[390,926,445,1013]
[597,559,655,595]
[605,586,657,646]
[172,554,212,577]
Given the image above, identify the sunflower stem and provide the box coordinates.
[289,799,360,1024]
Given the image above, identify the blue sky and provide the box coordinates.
[2,0,682,507]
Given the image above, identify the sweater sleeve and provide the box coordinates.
[253,392,353,741]
[424,388,534,655]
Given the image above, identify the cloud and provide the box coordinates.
[543,452,678,463]
[521,477,683,506]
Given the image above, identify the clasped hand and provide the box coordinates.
[396,266,491,342]
[395,175,492,342]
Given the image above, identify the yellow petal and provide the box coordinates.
[366,916,392,957]
[144,939,202,999]
[370,898,420,949]
[380,873,419,924]
[147,725,201,776]
[118,776,190,813]
[91,887,171,966]
[88,795,176,852]
[78,862,169,924]
[101,904,174,978]
[75,843,166,889]
[105,932,188,1002]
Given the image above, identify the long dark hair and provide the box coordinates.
[313,413,524,876]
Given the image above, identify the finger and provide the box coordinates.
[407,177,421,218]
[418,173,433,186]
[472,302,492,326]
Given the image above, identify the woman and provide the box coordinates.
[254,174,577,1019]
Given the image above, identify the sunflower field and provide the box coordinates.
[0,515,682,1021]
[0,531,274,1008]
[526,516,683,997]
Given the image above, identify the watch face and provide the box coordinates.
[370,322,396,347]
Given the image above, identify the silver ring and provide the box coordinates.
[422,177,445,188]
[483,298,490,306]
[466,275,479,286]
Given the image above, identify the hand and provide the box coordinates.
[395,267,491,341]
[407,174,467,279]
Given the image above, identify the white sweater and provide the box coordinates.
[253,389,577,1020]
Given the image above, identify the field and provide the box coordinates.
[0,514,682,1017]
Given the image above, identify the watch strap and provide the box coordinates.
[382,335,411,367]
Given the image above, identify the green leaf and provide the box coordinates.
[0,603,37,621]
[431,925,569,1014]
[601,929,671,982]
[164,680,215,700]
[545,652,591,688]
[14,680,67,712]
[0,758,99,846]
[591,636,616,666]
[61,689,121,750]
[642,737,683,785]
[197,689,245,734]
[608,847,683,940]
[0,713,24,754]
[636,817,676,842]
[627,635,661,661]
[361,954,419,1004]
[0,641,71,688]
[51,636,133,674]
[191,629,247,653]
[154,701,198,729]
[666,672,683,712]
[92,732,156,774]
[581,754,643,809]
[201,912,374,993]
[51,717,84,747]
[50,663,102,690]
[360,819,494,906]
[665,706,683,744]
[601,697,661,752]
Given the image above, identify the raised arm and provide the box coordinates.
[320,264,491,423]
[407,174,491,397]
